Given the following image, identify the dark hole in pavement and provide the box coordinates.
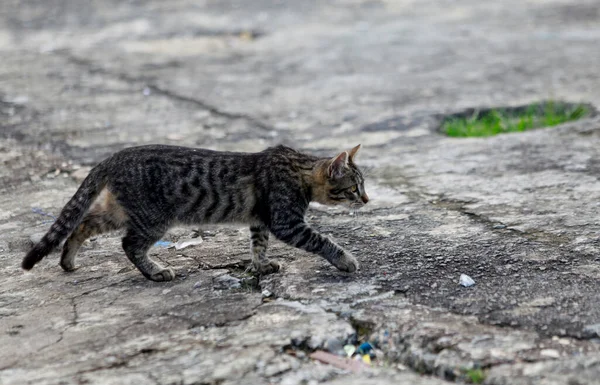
[439,101,597,138]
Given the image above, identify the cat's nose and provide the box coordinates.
[361,193,369,204]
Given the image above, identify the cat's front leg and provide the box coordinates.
[269,218,359,273]
[249,224,280,275]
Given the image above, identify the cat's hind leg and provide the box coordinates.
[122,228,175,282]
[60,189,128,272]
[250,224,280,275]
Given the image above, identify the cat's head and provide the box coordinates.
[314,144,369,208]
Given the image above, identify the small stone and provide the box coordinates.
[212,274,241,290]
[525,297,555,307]
[540,349,560,359]
[459,274,475,287]
[324,337,344,355]
[582,323,600,338]
[174,237,203,250]
[263,358,293,377]
[558,338,571,346]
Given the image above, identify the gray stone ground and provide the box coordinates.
[1,0,600,384]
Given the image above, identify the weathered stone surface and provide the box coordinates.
[2,0,600,384]
[486,356,600,385]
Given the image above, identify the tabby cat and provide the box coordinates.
[22,144,369,281]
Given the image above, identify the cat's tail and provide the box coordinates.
[22,162,109,270]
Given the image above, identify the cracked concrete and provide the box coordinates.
[2,0,600,384]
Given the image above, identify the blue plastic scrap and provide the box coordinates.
[31,207,57,223]
[357,342,373,355]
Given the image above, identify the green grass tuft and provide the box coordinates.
[465,368,486,384]
[443,102,589,138]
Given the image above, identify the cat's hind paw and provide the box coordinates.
[148,267,176,282]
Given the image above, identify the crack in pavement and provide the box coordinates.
[54,49,276,133]
[70,347,167,377]
[68,278,132,300]
[37,297,79,353]
[379,165,578,249]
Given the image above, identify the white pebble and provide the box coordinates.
[459,274,475,287]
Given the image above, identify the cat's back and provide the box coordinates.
[101,145,262,192]
[257,145,318,166]
[108,144,305,164]
[110,144,242,163]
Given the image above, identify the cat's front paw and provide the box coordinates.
[254,260,281,275]
[334,252,359,273]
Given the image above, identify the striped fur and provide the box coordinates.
[22,144,368,281]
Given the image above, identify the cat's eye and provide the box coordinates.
[350,185,357,192]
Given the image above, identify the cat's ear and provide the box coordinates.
[328,151,349,179]
[348,144,361,163]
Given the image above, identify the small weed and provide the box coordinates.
[465,368,486,384]
[443,102,589,137]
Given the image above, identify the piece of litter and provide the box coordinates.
[357,342,373,355]
[343,344,356,357]
[261,289,273,298]
[174,238,203,250]
[166,133,185,141]
[239,31,255,41]
[241,276,258,287]
[213,274,241,290]
[193,281,202,289]
[154,240,173,248]
[459,274,475,287]
[31,207,56,223]
[362,354,371,364]
[309,351,367,373]
[142,87,151,96]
